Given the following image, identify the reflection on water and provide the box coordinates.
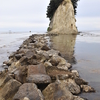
[49,34,100,100]
[50,35,77,64]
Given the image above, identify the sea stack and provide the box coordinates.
[48,0,78,34]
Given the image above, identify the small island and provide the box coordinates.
[47,0,79,34]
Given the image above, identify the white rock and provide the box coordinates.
[49,0,78,34]
[44,62,52,68]
[72,70,79,77]
[81,85,95,93]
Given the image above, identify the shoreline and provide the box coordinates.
[0,34,95,100]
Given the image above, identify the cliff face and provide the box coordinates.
[48,0,78,34]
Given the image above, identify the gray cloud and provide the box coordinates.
[77,0,100,17]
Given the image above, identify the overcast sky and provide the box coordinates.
[0,0,100,32]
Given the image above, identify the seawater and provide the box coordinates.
[0,31,100,99]
[49,31,100,100]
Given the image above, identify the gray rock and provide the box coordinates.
[26,64,51,84]
[81,85,95,93]
[49,55,71,71]
[14,66,27,83]
[75,78,88,85]
[0,73,12,87]
[61,79,81,95]
[47,49,61,57]
[42,81,74,100]
[41,45,50,51]
[13,83,44,100]
[71,70,79,77]
[15,53,24,60]
[0,79,21,100]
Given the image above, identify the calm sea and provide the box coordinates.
[0,31,100,100]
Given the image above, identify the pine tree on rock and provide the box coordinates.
[47,0,79,20]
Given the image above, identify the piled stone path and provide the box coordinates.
[0,34,95,100]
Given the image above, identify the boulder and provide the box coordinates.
[14,66,27,83]
[13,83,44,100]
[0,73,12,88]
[47,49,61,57]
[81,85,95,93]
[0,79,21,100]
[42,81,74,100]
[75,77,88,86]
[61,79,81,95]
[15,53,24,60]
[71,70,79,77]
[41,45,50,51]
[49,55,71,71]
[26,64,51,84]
[25,50,35,59]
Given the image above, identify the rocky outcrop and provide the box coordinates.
[48,0,78,34]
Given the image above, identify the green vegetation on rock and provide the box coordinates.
[47,0,79,20]
[71,0,79,15]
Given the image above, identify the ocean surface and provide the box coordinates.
[0,32,39,70]
[0,31,100,100]
[49,31,100,100]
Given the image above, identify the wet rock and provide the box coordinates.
[14,66,27,83]
[45,65,71,81]
[66,63,72,69]
[3,59,13,66]
[13,83,44,100]
[47,49,61,57]
[41,45,50,51]
[49,55,71,71]
[8,61,21,72]
[17,51,44,65]
[60,79,81,95]
[0,79,21,100]
[49,56,59,66]
[71,70,79,77]
[74,96,85,100]
[0,71,2,75]
[23,97,30,100]
[58,74,69,80]
[36,50,50,61]
[19,56,28,64]
[9,52,16,59]
[25,50,35,59]
[15,53,24,60]
[26,64,51,84]
[81,85,95,93]
[57,64,68,71]
[18,48,29,54]
[44,61,52,68]
[75,78,88,86]
[0,73,12,87]
[42,81,74,100]
[34,42,44,48]
[2,65,8,70]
